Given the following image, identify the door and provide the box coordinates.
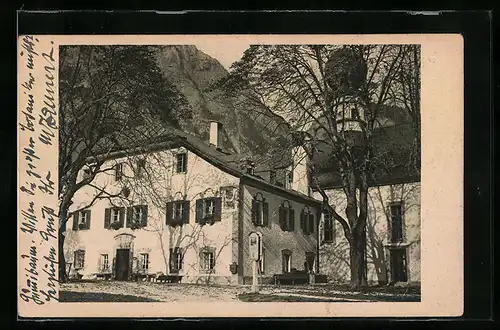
[115,249,131,281]
[390,248,408,283]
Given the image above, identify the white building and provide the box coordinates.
[64,121,323,285]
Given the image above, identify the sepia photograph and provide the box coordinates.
[56,43,421,303]
[17,33,464,318]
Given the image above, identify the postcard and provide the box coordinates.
[17,34,463,318]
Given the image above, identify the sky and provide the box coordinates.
[194,42,250,70]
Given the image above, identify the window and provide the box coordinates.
[305,252,315,273]
[251,193,269,226]
[195,197,222,224]
[176,153,187,173]
[281,250,292,273]
[72,210,91,230]
[74,250,85,269]
[258,248,265,274]
[390,203,404,243]
[204,199,215,217]
[136,159,146,177]
[278,201,295,232]
[323,213,334,243]
[100,254,109,272]
[169,247,183,272]
[166,200,190,226]
[221,186,236,208]
[269,170,276,184]
[114,163,123,181]
[83,168,91,180]
[174,202,184,220]
[284,170,293,189]
[351,107,359,119]
[127,205,148,228]
[140,253,149,271]
[104,207,125,229]
[200,247,215,271]
[300,208,315,235]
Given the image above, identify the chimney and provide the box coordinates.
[209,120,223,149]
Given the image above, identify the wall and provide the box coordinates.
[66,146,240,284]
[239,184,320,284]
[314,182,421,285]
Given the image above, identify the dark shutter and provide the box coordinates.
[72,213,78,230]
[214,197,222,221]
[166,202,173,225]
[308,214,315,234]
[251,199,257,224]
[85,210,92,230]
[278,206,286,230]
[300,210,306,233]
[141,205,148,227]
[169,248,174,272]
[195,199,203,223]
[182,201,190,224]
[126,207,133,228]
[104,208,111,229]
[263,201,269,226]
[289,208,295,231]
[118,207,125,228]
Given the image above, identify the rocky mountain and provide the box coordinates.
[152,45,290,162]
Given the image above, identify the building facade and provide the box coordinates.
[64,122,321,284]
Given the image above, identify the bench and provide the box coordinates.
[273,273,310,285]
[156,275,183,283]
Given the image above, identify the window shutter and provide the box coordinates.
[289,208,295,231]
[195,199,203,223]
[214,197,222,221]
[166,202,173,225]
[263,201,269,226]
[308,213,315,234]
[183,153,188,172]
[85,210,92,230]
[118,207,125,228]
[104,208,111,229]
[169,248,174,272]
[72,213,78,230]
[141,205,148,227]
[278,206,286,230]
[251,199,257,224]
[126,207,133,228]
[182,201,190,224]
[300,210,306,233]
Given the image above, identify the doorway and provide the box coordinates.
[390,248,408,283]
[115,249,131,281]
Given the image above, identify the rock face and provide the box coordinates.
[153,45,290,160]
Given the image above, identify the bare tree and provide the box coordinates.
[215,44,420,288]
[58,45,189,282]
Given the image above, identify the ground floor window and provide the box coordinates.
[169,247,183,272]
[74,250,85,269]
[305,252,315,273]
[140,253,149,271]
[99,254,109,272]
[281,249,292,273]
[200,247,215,271]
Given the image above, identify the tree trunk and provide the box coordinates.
[349,227,368,289]
[58,199,71,283]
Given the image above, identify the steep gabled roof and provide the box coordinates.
[89,125,321,206]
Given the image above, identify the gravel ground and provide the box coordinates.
[60,281,420,302]
[60,281,248,302]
